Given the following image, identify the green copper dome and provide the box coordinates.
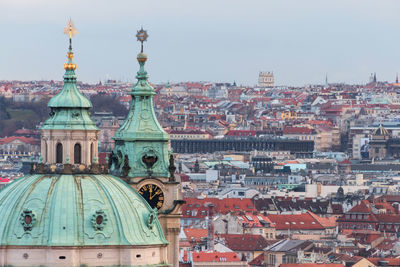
[47,47,92,108]
[42,43,97,131]
[0,174,168,246]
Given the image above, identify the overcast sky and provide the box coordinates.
[0,0,399,86]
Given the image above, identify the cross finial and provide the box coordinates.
[136,27,148,53]
[64,19,78,50]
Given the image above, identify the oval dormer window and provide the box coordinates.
[142,154,158,169]
[96,215,103,225]
[24,215,32,224]
[91,210,107,231]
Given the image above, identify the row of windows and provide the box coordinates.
[50,143,94,164]
[341,223,373,230]
[345,214,369,220]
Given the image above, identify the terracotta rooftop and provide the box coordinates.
[0,136,39,145]
[280,264,345,267]
[219,234,270,251]
[182,251,241,262]
[367,258,400,266]
[182,198,256,218]
[266,212,325,230]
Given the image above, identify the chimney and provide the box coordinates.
[378,260,389,266]
[393,203,399,214]
[206,203,215,251]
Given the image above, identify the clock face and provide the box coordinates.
[138,184,164,210]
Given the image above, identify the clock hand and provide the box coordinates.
[148,185,154,200]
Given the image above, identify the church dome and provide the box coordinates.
[0,173,168,247]
[372,124,389,136]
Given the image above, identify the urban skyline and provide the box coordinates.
[1,0,400,86]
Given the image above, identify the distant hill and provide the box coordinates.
[0,97,49,137]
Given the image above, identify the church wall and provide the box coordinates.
[0,246,167,267]
[41,129,98,165]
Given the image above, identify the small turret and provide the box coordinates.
[41,20,99,166]
[111,28,171,179]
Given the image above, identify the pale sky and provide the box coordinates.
[0,0,399,86]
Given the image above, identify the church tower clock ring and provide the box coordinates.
[138,184,164,210]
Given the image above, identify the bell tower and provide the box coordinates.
[110,28,183,267]
[41,20,99,166]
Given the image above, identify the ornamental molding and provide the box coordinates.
[20,209,37,232]
[91,210,108,231]
[147,209,157,230]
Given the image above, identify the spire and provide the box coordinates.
[41,20,98,166]
[63,19,77,72]
[396,73,398,84]
[47,20,91,109]
[111,28,171,179]
[134,28,152,95]
[325,73,328,88]
[374,72,377,83]
[43,19,96,127]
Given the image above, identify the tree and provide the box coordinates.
[90,94,127,117]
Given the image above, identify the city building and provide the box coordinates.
[258,72,274,88]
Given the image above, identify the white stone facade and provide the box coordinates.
[0,246,168,266]
[41,129,98,165]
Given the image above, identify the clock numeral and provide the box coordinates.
[138,184,164,210]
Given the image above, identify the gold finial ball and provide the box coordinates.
[64,63,77,70]
[137,52,147,63]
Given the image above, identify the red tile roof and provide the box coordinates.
[280,264,345,267]
[219,234,270,251]
[307,211,336,228]
[367,258,400,266]
[192,251,241,262]
[184,228,207,244]
[182,251,241,263]
[267,212,325,230]
[375,213,400,223]
[283,126,313,135]
[0,136,39,145]
[0,177,10,183]
[225,130,257,136]
[373,202,396,214]
[235,213,274,228]
[182,198,256,218]
[348,200,372,214]
[248,253,264,266]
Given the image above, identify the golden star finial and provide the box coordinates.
[136,27,148,53]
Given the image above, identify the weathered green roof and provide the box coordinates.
[41,46,98,131]
[0,174,168,246]
[111,51,171,178]
[47,71,92,108]
[41,108,98,130]
[114,52,168,141]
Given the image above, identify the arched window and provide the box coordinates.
[74,143,81,164]
[56,143,63,163]
[90,143,94,164]
[44,141,47,162]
